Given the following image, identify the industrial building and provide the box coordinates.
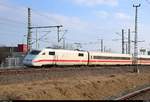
[0,44,28,68]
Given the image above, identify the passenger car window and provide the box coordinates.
[49,52,55,55]
[78,53,84,57]
[93,56,130,60]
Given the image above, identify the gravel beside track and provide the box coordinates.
[0,65,150,85]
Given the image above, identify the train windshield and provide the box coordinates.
[29,50,41,55]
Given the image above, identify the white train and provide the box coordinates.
[23,48,150,67]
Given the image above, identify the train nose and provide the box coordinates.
[23,58,33,66]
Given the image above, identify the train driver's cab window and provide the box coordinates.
[30,50,41,55]
[49,52,55,56]
[78,53,84,57]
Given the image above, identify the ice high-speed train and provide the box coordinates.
[23,48,150,67]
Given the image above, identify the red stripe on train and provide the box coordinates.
[33,59,132,63]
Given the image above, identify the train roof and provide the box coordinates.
[43,48,131,57]
[43,48,87,52]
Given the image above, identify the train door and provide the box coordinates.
[49,51,56,65]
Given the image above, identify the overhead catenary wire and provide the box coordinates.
[31,8,54,22]
[0,25,26,32]
[0,16,26,26]
[0,2,62,28]
[145,0,150,4]
[0,2,27,33]
[0,2,67,49]
[0,1,55,24]
[0,21,26,26]
[0,1,26,12]
[0,1,27,24]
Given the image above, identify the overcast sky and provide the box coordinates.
[0,0,150,53]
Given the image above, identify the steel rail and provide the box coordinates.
[0,67,100,75]
[0,65,148,76]
[115,86,150,100]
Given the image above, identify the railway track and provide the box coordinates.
[0,66,104,75]
[0,67,70,75]
[0,65,149,76]
[0,65,128,75]
[115,86,150,100]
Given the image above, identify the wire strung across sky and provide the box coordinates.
[0,1,97,49]
[145,0,150,4]
[0,1,53,22]
[0,2,27,35]
[0,1,58,37]
[0,17,26,25]
[31,8,53,22]
[0,1,56,26]
[0,1,26,12]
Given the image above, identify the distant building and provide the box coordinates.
[17,44,28,53]
[0,44,28,65]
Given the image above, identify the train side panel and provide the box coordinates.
[24,48,150,67]
[138,55,150,65]
[54,50,88,66]
[31,49,88,66]
[89,52,132,65]
[32,49,56,66]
